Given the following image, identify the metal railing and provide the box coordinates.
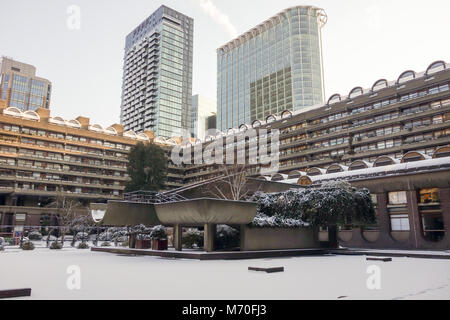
[123,190,187,204]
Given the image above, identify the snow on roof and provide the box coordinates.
[282,156,450,185]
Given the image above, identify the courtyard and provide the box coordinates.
[1,247,449,300]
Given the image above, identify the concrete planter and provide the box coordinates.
[240,226,319,251]
[338,230,353,242]
[135,239,152,249]
[391,231,410,242]
[362,230,380,243]
[151,239,168,251]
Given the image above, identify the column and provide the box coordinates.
[204,224,216,252]
[173,225,182,252]
[406,190,421,249]
[439,188,450,248]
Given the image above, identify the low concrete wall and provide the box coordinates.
[240,226,319,251]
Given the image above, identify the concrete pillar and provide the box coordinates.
[204,224,216,252]
[438,188,450,248]
[406,190,421,249]
[173,225,182,251]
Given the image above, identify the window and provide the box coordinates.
[419,188,440,204]
[388,191,407,205]
[390,215,410,231]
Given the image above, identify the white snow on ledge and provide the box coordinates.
[282,156,450,185]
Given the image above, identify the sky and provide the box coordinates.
[0,0,449,127]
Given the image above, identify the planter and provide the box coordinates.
[391,231,410,243]
[151,239,168,251]
[362,230,380,243]
[338,230,353,242]
[135,239,152,249]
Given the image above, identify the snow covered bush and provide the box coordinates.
[0,237,4,245]
[215,225,239,250]
[28,230,43,240]
[21,241,35,250]
[99,227,129,242]
[0,245,4,251]
[101,241,111,247]
[50,241,62,250]
[182,230,204,248]
[249,181,376,229]
[75,232,89,241]
[150,225,167,240]
[77,242,89,249]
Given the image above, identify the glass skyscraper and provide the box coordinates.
[217,6,327,131]
[121,5,193,138]
[0,57,52,111]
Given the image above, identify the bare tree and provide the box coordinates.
[205,164,252,201]
[46,192,88,245]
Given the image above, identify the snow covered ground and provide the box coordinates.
[1,248,449,300]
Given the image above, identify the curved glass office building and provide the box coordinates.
[217,6,327,131]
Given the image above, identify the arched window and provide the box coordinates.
[326,164,347,174]
[23,110,40,121]
[298,176,312,186]
[433,146,450,159]
[137,133,149,141]
[65,119,81,128]
[401,151,428,163]
[372,79,388,92]
[348,160,370,171]
[271,174,287,182]
[266,114,277,123]
[425,61,446,76]
[327,94,341,105]
[306,167,325,176]
[397,70,416,84]
[89,124,104,133]
[373,156,397,167]
[281,110,293,119]
[349,87,364,99]
[4,107,23,118]
[287,170,303,180]
[252,120,262,128]
[104,127,118,135]
[49,116,65,126]
[124,130,138,139]
[239,124,249,132]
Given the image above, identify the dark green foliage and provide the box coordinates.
[21,241,35,250]
[182,230,204,249]
[215,225,240,250]
[126,142,168,192]
[249,181,377,228]
[150,225,167,240]
[28,230,43,240]
[77,242,89,249]
[50,241,62,250]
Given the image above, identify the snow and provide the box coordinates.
[282,156,450,185]
[1,248,449,300]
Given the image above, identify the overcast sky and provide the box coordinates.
[1,0,449,127]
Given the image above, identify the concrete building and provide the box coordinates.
[182,60,450,187]
[0,104,186,235]
[217,6,327,131]
[191,95,217,140]
[0,57,52,111]
[120,5,194,138]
